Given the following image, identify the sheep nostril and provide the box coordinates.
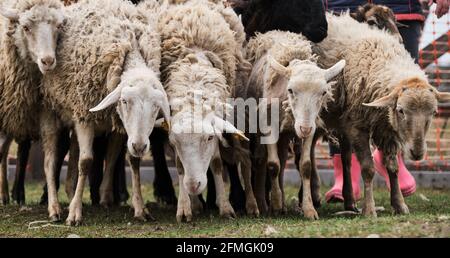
[300,126,312,136]
[41,57,55,66]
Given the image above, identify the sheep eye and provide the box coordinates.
[207,135,214,141]
[397,107,404,115]
[322,91,327,96]
[23,26,30,32]
[288,89,293,95]
[121,99,127,105]
[57,24,63,30]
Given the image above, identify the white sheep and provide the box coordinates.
[40,0,169,225]
[245,30,345,218]
[313,12,450,217]
[159,1,248,222]
[0,0,65,205]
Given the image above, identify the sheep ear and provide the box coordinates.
[267,55,291,78]
[154,90,171,130]
[212,116,249,141]
[363,91,397,108]
[204,51,224,70]
[325,60,346,81]
[436,91,450,102]
[155,118,170,132]
[0,6,19,21]
[89,86,122,112]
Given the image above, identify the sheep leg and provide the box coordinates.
[299,134,319,220]
[384,152,409,215]
[190,193,204,215]
[205,168,217,210]
[66,123,94,226]
[150,129,177,205]
[227,163,245,212]
[352,130,377,217]
[253,142,268,214]
[340,135,358,212]
[127,154,154,221]
[113,148,129,205]
[236,140,259,217]
[210,150,236,219]
[277,135,290,214]
[89,135,107,205]
[0,135,12,205]
[100,132,124,208]
[65,132,79,201]
[309,137,322,208]
[266,142,282,214]
[11,139,31,205]
[175,156,192,223]
[41,128,62,221]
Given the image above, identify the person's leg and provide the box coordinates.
[371,20,421,197]
[398,20,422,63]
[325,143,361,203]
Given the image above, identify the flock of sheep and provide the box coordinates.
[0,0,449,227]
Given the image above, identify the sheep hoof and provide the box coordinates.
[135,208,155,222]
[246,201,260,218]
[176,206,193,223]
[303,207,319,220]
[66,218,82,227]
[362,207,377,218]
[0,193,9,206]
[220,203,236,219]
[393,203,409,215]
[100,199,113,209]
[49,214,61,223]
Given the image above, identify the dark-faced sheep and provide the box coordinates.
[229,0,328,43]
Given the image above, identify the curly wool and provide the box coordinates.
[0,0,63,141]
[316,12,427,148]
[158,1,238,112]
[42,0,161,131]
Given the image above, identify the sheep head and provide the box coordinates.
[90,67,171,158]
[351,4,404,43]
[363,77,450,161]
[0,0,65,73]
[169,110,247,195]
[267,55,345,138]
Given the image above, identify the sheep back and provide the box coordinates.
[42,0,160,131]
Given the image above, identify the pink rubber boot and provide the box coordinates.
[325,154,361,203]
[373,149,416,197]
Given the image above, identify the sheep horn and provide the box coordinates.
[212,116,249,141]
[325,60,346,82]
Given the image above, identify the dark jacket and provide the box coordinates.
[240,0,328,43]
[323,0,425,21]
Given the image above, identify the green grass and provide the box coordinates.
[0,183,449,238]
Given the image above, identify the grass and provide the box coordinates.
[0,182,449,238]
